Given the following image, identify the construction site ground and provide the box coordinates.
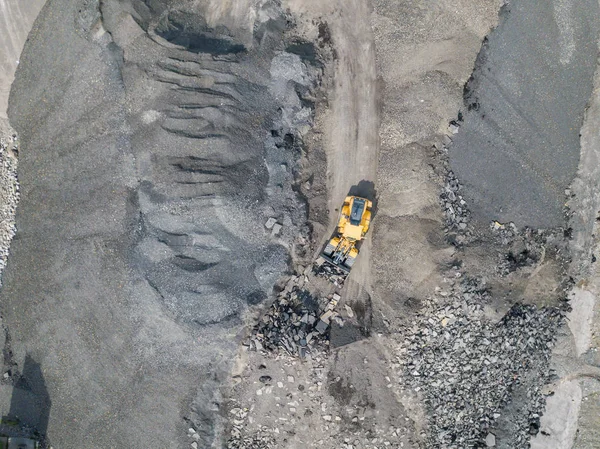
[2,0,600,448]
[223,0,600,448]
[225,0,506,447]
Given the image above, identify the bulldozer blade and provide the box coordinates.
[320,254,352,273]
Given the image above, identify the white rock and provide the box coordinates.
[344,304,354,318]
[271,223,282,236]
[265,217,277,229]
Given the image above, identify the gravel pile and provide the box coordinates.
[227,432,274,449]
[441,169,472,237]
[0,134,18,281]
[495,227,545,277]
[399,277,564,448]
[244,258,351,357]
[226,407,276,449]
[490,224,568,282]
[435,137,474,246]
[245,285,330,357]
[489,220,518,244]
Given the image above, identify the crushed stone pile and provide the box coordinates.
[493,225,549,276]
[441,169,472,236]
[0,133,18,281]
[435,138,474,246]
[244,276,344,357]
[244,260,351,358]
[489,220,519,245]
[313,257,348,287]
[489,222,570,289]
[398,277,565,448]
[227,426,275,449]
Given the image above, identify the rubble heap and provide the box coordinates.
[399,277,564,448]
[441,169,472,234]
[489,220,519,245]
[313,257,348,287]
[226,410,275,449]
[245,285,344,357]
[227,435,274,449]
[491,223,568,280]
[435,134,474,246]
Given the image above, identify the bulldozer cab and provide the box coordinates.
[349,197,365,225]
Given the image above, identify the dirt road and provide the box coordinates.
[324,0,379,301]
[285,0,380,303]
[318,3,379,217]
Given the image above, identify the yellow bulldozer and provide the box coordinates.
[322,196,373,273]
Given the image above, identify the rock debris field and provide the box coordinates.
[244,261,350,358]
[226,227,570,448]
[399,276,565,448]
[221,113,575,449]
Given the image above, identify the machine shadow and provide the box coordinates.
[347,180,378,220]
[3,354,51,446]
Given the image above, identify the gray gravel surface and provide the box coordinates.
[4,0,318,447]
[450,0,600,228]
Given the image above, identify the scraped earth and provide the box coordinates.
[2,0,600,448]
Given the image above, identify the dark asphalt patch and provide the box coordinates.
[450,0,600,228]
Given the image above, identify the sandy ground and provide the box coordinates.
[0,0,46,120]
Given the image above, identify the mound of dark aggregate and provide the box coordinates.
[245,279,331,357]
[227,434,275,449]
[400,278,565,448]
[4,0,325,446]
